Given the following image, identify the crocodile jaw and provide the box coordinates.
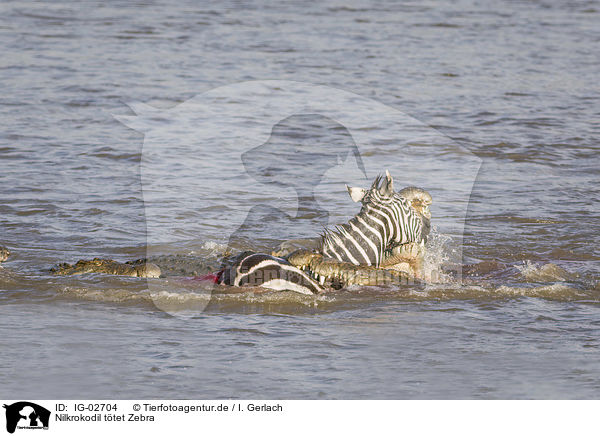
[286,249,417,287]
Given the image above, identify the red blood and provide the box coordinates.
[193,271,222,283]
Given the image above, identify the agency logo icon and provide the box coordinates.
[3,402,50,434]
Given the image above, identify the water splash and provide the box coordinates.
[515,260,577,282]
[422,228,457,284]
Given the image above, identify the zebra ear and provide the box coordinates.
[380,170,394,196]
[346,185,366,202]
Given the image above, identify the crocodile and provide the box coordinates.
[285,242,424,288]
[4,242,424,286]
[10,175,433,292]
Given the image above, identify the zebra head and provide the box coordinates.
[347,170,431,234]
[398,185,432,242]
[398,186,432,219]
[322,170,432,267]
[346,170,430,244]
[345,169,396,204]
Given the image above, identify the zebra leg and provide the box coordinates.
[219,252,323,295]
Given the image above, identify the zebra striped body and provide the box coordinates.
[321,172,430,267]
[219,252,322,294]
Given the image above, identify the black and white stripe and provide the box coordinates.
[220,253,322,294]
[321,172,425,267]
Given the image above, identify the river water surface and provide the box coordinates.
[1,0,599,399]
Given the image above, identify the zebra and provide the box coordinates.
[219,171,431,294]
[321,170,431,267]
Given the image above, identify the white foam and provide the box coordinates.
[200,241,228,253]
[494,283,585,299]
[515,260,576,282]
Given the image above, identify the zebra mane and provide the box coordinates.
[318,204,374,253]
[370,174,384,191]
[319,225,350,251]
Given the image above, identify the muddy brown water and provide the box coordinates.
[0,0,598,398]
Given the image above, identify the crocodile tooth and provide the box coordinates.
[319,276,325,285]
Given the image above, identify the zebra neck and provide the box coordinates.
[319,208,389,267]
